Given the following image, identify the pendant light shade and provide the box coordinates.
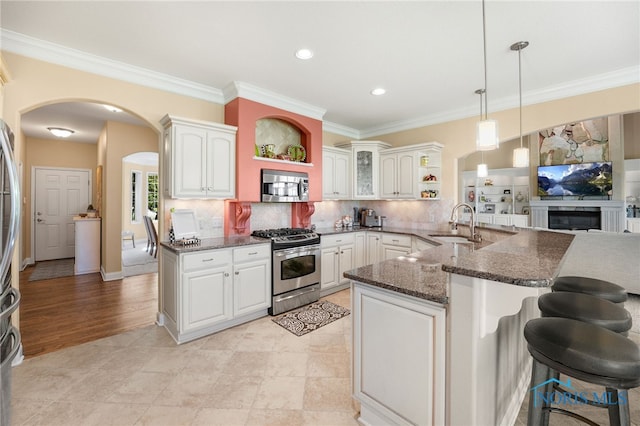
[475,89,490,177]
[511,40,529,167]
[477,163,488,178]
[477,119,499,151]
[513,147,529,168]
[475,0,499,151]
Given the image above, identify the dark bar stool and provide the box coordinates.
[538,292,632,335]
[552,276,628,305]
[524,318,640,426]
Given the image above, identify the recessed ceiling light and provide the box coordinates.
[47,127,75,138]
[371,88,386,96]
[103,104,122,113]
[295,48,314,60]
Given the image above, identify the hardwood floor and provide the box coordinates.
[18,266,158,358]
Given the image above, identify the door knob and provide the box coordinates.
[36,218,44,223]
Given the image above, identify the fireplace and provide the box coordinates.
[548,208,601,230]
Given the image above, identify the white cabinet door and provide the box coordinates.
[321,246,339,290]
[511,214,530,228]
[162,115,237,199]
[626,218,640,233]
[323,148,351,199]
[174,125,208,197]
[396,152,416,198]
[476,213,494,225]
[380,153,398,199]
[338,244,354,285]
[233,259,270,316]
[206,131,235,198]
[366,232,382,264]
[182,263,232,332]
[493,215,511,226]
[233,245,271,316]
[352,283,446,426]
[380,152,416,199]
[354,232,366,268]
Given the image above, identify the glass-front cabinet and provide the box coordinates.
[336,141,391,200]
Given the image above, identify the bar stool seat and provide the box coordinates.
[552,276,628,304]
[524,317,640,426]
[538,292,632,334]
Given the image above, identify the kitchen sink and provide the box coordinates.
[431,236,474,244]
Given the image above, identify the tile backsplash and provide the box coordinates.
[164,199,454,240]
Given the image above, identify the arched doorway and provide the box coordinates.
[122,152,159,277]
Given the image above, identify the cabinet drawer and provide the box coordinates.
[182,249,232,272]
[381,233,412,247]
[233,244,271,263]
[322,233,355,247]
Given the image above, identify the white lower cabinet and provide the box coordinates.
[381,233,412,259]
[354,232,366,268]
[626,218,640,233]
[321,233,355,293]
[352,282,446,426]
[365,232,382,264]
[182,251,232,333]
[161,243,271,344]
[233,245,271,317]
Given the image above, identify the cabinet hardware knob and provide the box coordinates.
[224,272,229,277]
[235,271,239,275]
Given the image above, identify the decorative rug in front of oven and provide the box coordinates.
[272,301,350,336]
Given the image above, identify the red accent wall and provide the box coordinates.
[224,98,323,202]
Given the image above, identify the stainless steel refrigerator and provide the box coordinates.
[0,119,22,426]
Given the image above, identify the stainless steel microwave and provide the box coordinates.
[261,169,309,202]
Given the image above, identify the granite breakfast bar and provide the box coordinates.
[344,227,576,426]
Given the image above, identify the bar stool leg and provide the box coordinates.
[606,388,630,426]
[528,359,553,426]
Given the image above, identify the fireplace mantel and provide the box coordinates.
[530,199,626,232]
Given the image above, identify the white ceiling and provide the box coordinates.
[2,1,639,141]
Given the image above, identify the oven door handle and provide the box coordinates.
[274,244,320,258]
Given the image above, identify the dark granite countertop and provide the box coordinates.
[160,235,270,254]
[340,226,575,306]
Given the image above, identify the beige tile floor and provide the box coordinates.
[11,289,640,425]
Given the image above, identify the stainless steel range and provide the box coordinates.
[251,228,321,315]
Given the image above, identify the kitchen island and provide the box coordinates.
[344,226,575,426]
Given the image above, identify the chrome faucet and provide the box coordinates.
[449,202,481,242]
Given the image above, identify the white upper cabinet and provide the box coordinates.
[161,115,237,199]
[322,146,351,200]
[336,141,391,200]
[380,150,417,199]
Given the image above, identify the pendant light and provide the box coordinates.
[475,89,489,177]
[511,41,529,167]
[476,0,499,151]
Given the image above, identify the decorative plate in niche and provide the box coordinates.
[287,145,306,162]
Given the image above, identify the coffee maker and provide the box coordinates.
[359,208,380,227]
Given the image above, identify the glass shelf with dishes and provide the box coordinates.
[416,144,442,200]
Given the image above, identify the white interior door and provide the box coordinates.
[34,168,90,261]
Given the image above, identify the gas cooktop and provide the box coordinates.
[251,228,313,239]
[251,228,320,248]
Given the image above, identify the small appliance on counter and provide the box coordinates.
[359,208,384,228]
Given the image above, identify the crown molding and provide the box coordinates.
[1,29,224,103]
[322,121,360,139]
[360,65,640,139]
[223,81,326,121]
